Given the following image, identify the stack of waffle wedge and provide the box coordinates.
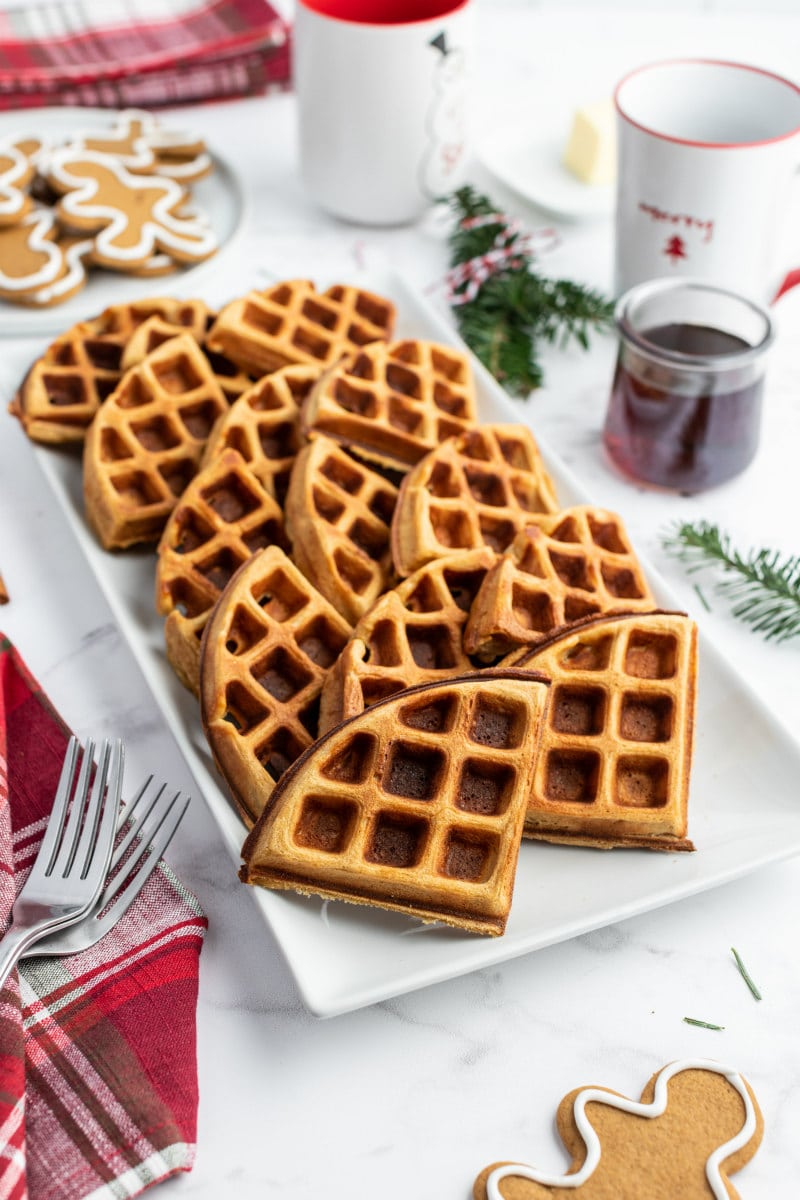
[12,277,699,938]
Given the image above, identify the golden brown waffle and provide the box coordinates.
[391,424,560,577]
[155,449,286,695]
[319,548,495,733]
[200,545,353,826]
[205,279,396,378]
[120,312,253,404]
[303,338,478,472]
[240,669,551,935]
[10,297,211,445]
[464,506,657,661]
[285,435,399,625]
[201,365,320,507]
[512,611,697,851]
[83,333,228,550]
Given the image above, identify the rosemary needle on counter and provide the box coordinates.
[731,947,763,1001]
[683,1017,725,1031]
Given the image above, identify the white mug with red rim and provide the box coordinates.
[294,0,473,226]
[614,59,800,303]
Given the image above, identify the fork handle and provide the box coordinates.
[0,924,49,991]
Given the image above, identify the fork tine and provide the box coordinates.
[38,735,80,874]
[51,737,95,878]
[66,739,110,877]
[114,774,155,838]
[96,792,190,923]
[111,778,166,872]
[102,788,181,906]
[79,740,124,885]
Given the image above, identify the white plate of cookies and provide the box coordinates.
[20,264,800,1017]
[0,106,244,335]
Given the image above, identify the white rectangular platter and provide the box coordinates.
[33,265,800,1017]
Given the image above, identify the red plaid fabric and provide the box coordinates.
[0,635,207,1200]
[0,0,291,110]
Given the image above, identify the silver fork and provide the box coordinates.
[0,736,124,989]
[22,774,190,959]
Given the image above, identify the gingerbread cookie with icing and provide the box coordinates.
[66,108,212,183]
[46,148,218,269]
[474,1059,763,1200]
[67,109,156,171]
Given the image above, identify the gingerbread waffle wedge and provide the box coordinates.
[205,279,396,377]
[319,548,496,733]
[155,449,286,695]
[200,545,352,826]
[285,435,399,624]
[511,610,697,851]
[391,424,559,577]
[464,507,656,661]
[83,333,228,549]
[303,337,477,472]
[121,313,253,404]
[240,669,551,936]
[201,365,320,506]
[10,296,211,444]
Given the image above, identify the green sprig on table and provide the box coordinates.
[445,185,615,396]
[731,947,762,1001]
[662,521,800,644]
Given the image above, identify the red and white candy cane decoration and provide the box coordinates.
[444,212,559,305]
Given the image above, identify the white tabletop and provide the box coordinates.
[1,4,799,1196]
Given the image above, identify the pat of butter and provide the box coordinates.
[563,99,617,185]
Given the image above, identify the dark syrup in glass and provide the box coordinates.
[604,322,762,491]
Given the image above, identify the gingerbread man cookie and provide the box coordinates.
[47,148,218,268]
[474,1060,763,1200]
[66,109,212,183]
[66,109,158,172]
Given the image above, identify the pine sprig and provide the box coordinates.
[445,185,614,396]
[662,521,800,643]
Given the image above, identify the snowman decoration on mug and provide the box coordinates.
[419,31,467,198]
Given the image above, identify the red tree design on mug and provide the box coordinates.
[663,235,687,263]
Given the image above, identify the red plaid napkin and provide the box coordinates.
[0,0,291,110]
[0,635,207,1200]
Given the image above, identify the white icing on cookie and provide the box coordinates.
[0,140,33,218]
[154,150,213,181]
[485,1059,757,1199]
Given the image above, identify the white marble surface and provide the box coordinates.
[1,4,799,1196]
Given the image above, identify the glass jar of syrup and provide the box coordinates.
[603,278,774,492]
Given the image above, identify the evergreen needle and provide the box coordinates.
[445,185,614,396]
[683,1017,725,1030]
[693,582,711,613]
[662,521,800,643]
[731,947,762,1001]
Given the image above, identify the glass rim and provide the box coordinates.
[615,277,775,370]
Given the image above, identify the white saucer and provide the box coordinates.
[478,122,615,223]
[0,106,246,337]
